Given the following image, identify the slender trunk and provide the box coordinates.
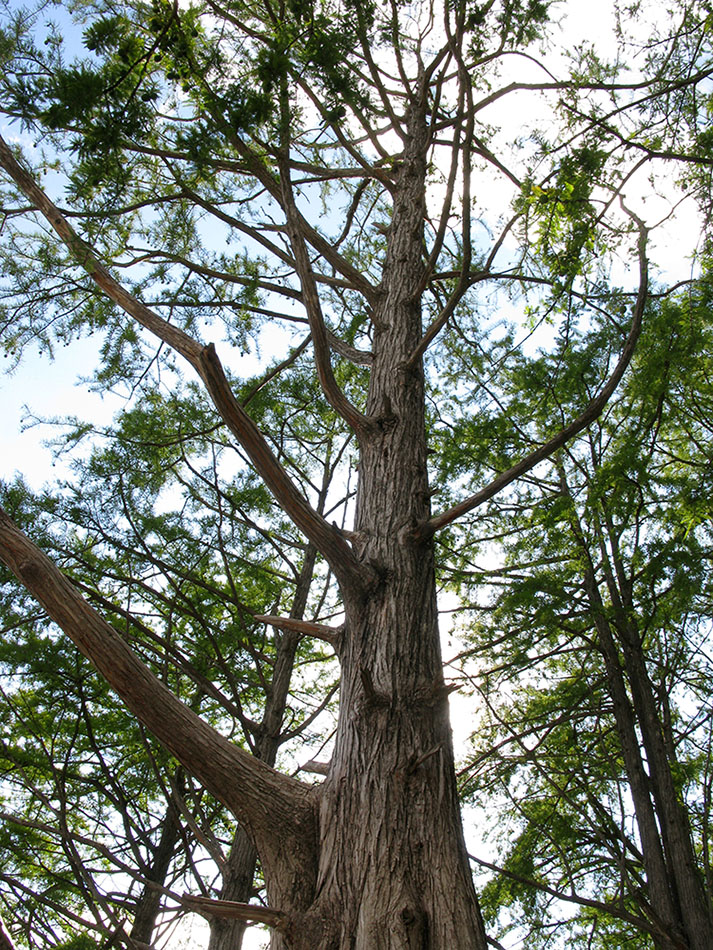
[130,790,182,944]
[209,545,318,950]
[584,568,686,950]
[618,621,713,950]
[208,828,257,950]
[562,472,686,947]
[598,517,713,950]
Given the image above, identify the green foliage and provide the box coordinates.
[451,280,713,947]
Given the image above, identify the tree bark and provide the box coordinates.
[291,96,487,949]
[0,506,320,931]
[0,87,487,950]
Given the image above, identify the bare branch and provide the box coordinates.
[198,343,374,595]
[278,154,372,439]
[327,329,373,366]
[301,759,331,776]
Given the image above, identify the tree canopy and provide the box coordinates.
[0,0,712,947]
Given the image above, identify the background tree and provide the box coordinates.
[0,0,712,947]
[453,284,713,948]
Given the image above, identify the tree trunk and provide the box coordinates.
[0,94,489,950]
[208,828,256,950]
[561,486,712,950]
[130,788,182,944]
[288,95,487,950]
[584,569,687,950]
[597,515,713,950]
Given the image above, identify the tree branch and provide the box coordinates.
[419,216,649,539]
[0,915,18,950]
[0,135,373,596]
[198,344,374,596]
[278,153,372,439]
[0,507,315,866]
[180,894,288,929]
[0,134,202,367]
[254,614,341,646]
[467,853,659,937]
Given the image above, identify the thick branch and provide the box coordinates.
[198,344,373,596]
[327,329,373,366]
[0,915,17,950]
[420,221,648,538]
[278,156,371,438]
[0,136,371,596]
[181,894,288,929]
[254,614,340,645]
[0,507,314,852]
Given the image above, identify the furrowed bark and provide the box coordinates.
[0,506,319,921]
[296,90,488,949]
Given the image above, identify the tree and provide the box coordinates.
[0,380,347,948]
[452,287,713,948]
[0,0,712,947]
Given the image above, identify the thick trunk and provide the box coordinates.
[287,98,487,949]
[0,97,487,950]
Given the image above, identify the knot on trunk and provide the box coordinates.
[360,667,390,708]
[398,902,429,949]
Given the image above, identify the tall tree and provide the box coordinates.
[453,285,713,948]
[0,0,712,947]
